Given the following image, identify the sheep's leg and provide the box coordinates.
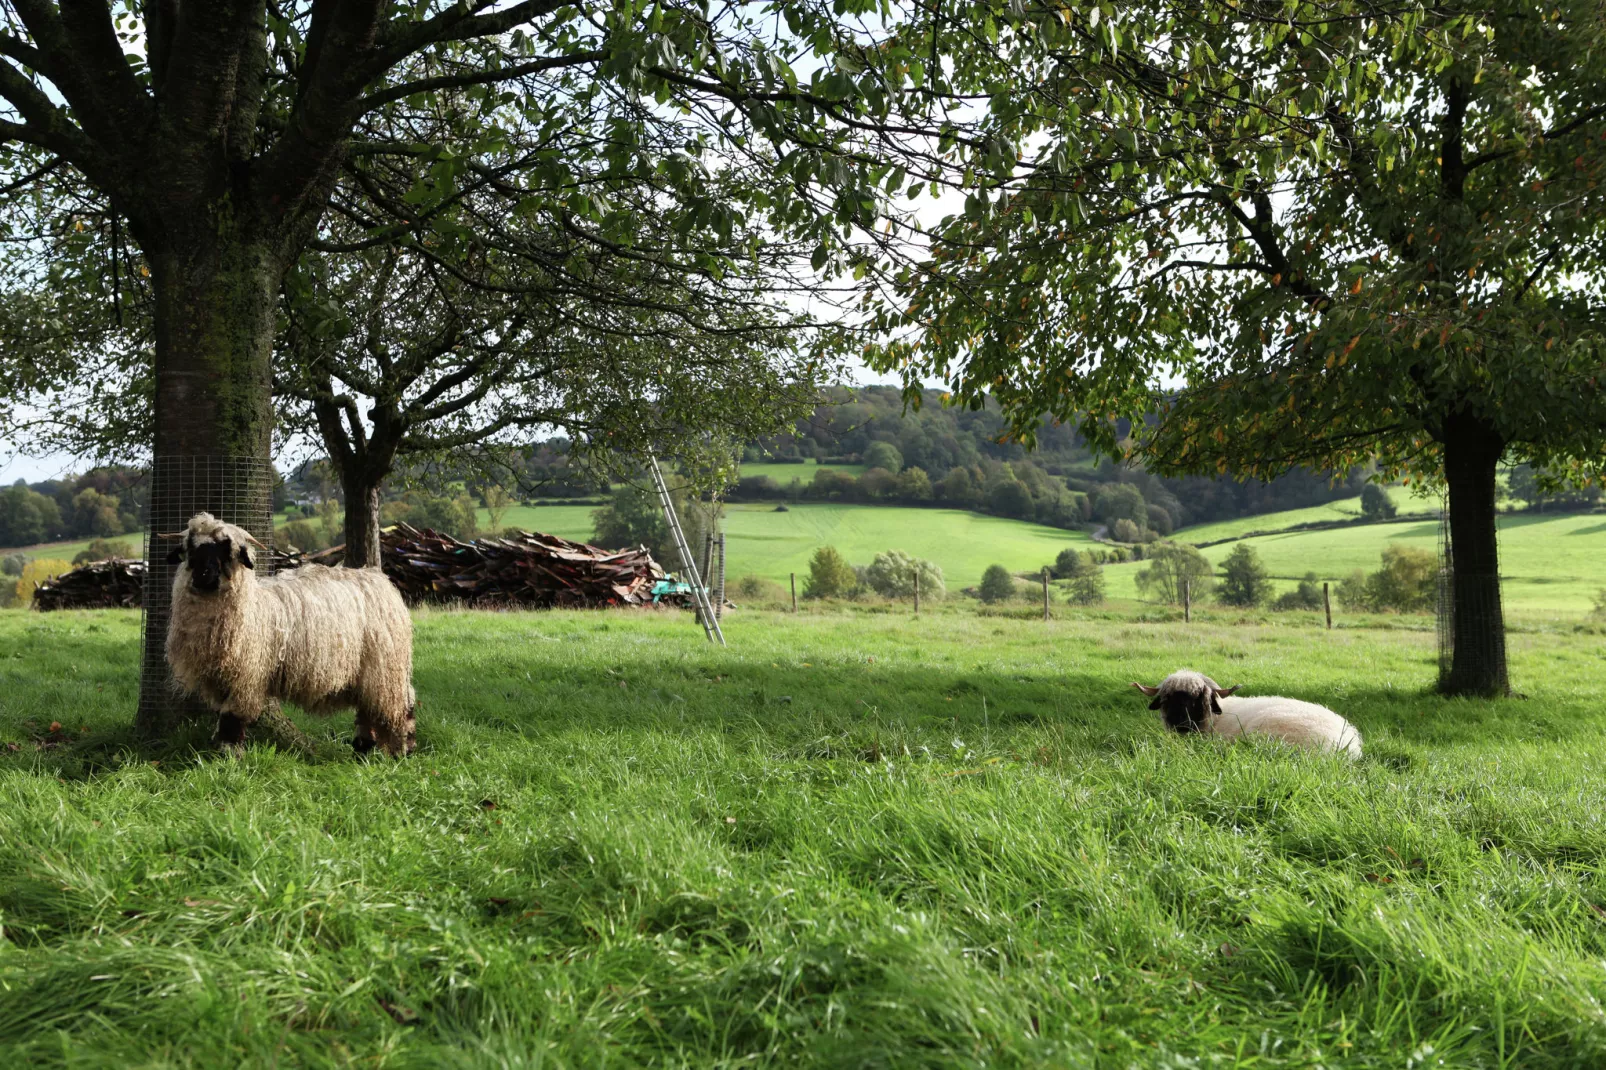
[351,707,379,756]
[215,712,248,756]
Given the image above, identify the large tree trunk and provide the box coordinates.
[135,232,284,740]
[1440,412,1509,697]
[340,472,385,569]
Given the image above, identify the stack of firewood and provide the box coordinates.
[33,558,145,611]
[33,525,676,611]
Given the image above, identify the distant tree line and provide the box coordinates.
[0,468,146,547]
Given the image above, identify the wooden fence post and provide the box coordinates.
[715,533,726,622]
[1042,568,1051,621]
[790,572,797,613]
[1323,582,1332,630]
[1183,578,1191,623]
[913,568,921,614]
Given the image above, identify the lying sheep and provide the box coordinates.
[1131,669,1362,758]
[165,512,416,756]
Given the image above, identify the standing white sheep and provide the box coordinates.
[1131,669,1362,759]
[165,512,416,756]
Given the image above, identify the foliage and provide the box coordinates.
[1338,547,1440,613]
[978,564,1016,604]
[1094,484,1148,527]
[1110,518,1145,545]
[1,552,24,576]
[803,546,857,599]
[72,539,134,566]
[864,551,945,601]
[1135,544,1214,605]
[13,558,71,605]
[1361,485,1398,521]
[862,442,904,475]
[1592,590,1606,621]
[894,467,933,502]
[733,575,786,603]
[592,485,671,562]
[1052,548,1083,579]
[988,480,1033,519]
[0,483,64,547]
[1273,574,1328,612]
[483,487,514,533]
[1216,545,1274,608]
[275,520,325,553]
[1063,553,1106,606]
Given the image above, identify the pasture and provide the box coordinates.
[4,605,1606,1066]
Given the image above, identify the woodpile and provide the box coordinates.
[307,524,676,609]
[35,525,678,611]
[33,558,145,611]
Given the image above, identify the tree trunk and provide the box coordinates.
[341,472,385,568]
[1440,412,1509,697]
[136,234,283,740]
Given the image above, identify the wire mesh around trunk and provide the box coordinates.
[1437,501,1508,691]
[137,456,277,732]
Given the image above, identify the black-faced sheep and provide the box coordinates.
[165,512,416,756]
[1132,669,1362,759]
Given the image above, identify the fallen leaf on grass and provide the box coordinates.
[377,998,418,1025]
[478,799,497,811]
[1218,943,1240,957]
[1364,873,1393,885]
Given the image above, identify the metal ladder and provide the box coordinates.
[648,456,725,645]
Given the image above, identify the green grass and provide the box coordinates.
[739,459,866,483]
[1177,486,1426,544]
[1113,509,1606,615]
[502,501,1092,589]
[6,606,1606,1066]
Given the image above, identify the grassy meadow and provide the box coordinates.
[5,604,1606,1065]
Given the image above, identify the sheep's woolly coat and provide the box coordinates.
[1136,669,1362,759]
[166,513,416,755]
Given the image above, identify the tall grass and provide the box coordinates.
[3,606,1606,1066]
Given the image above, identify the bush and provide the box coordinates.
[1337,546,1438,612]
[276,519,325,551]
[1063,552,1105,605]
[1216,544,1273,607]
[864,550,945,601]
[1135,542,1214,604]
[895,467,933,501]
[1593,589,1606,620]
[1273,573,1326,611]
[73,538,134,565]
[591,484,670,559]
[483,485,513,531]
[863,441,903,474]
[989,480,1033,519]
[1146,504,1174,536]
[1361,484,1398,520]
[1094,483,1147,525]
[1111,517,1144,544]
[15,558,72,605]
[1051,547,1082,578]
[978,564,1016,604]
[1,552,25,576]
[733,574,785,603]
[803,546,857,599]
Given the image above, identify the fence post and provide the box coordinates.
[1042,568,1051,621]
[715,533,726,622]
[1183,578,1191,623]
[913,568,921,615]
[790,572,797,613]
[1323,582,1332,630]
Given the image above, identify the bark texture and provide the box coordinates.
[1439,412,1509,697]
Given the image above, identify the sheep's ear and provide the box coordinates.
[1213,685,1241,698]
[237,542,255,570]
[1131,682,1160,697]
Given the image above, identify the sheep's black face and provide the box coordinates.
[1152,690,1219,734]
[186,540,233,593]
[182,538,252,594]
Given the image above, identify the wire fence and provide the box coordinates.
[137,456,277,729]
[1437,503,1508,691]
